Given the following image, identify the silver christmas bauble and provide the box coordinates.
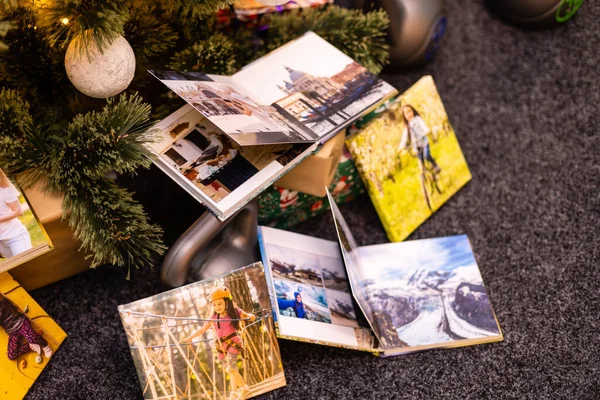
[65,35,136,99]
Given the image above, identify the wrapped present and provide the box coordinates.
[258,148,365,229]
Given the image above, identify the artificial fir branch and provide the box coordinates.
[162,0,232,39]
[0,6,68,111]
[265,6,390,74]
[0,88,44,175]
[50,93,164,269]
[59,93,158,181]
[64,178,165,270]
[168,32,237,75]
[124,0,179,62]
[36,0,129,54]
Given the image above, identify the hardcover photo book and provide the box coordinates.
[346,76,472,242]
[150,31,397,147]
[0,170,53,273]
[119,263,286,400]
[257,190,503,356]
[0,272,66,400]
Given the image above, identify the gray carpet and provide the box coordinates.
[26,1,599,399]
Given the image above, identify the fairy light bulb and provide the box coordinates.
[60,18,69,25]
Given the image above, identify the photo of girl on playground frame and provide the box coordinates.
[346,76,472,243]
[118,264,286,400]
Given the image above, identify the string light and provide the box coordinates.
[60,18,69,25]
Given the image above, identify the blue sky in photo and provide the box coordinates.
[357,235,477,282]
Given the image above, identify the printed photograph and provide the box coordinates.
[118,263,286,400]
[327,191,381,335]
[149,70,307,146]
[318,254,357,327]
[346,76,472,242]
[0,273,66,399]
[0,169,51,272]
[158,116,295,203]
[264,238,359,327]
[151,33,397,146]
[234,32,397,140]
[357,235,502,350]
[274,279,332,323]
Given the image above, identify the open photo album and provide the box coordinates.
[118,263,286,400]
[148,104,316,220]
[0,171,53,274]
[257,190,503,356]
[150,31,397,147]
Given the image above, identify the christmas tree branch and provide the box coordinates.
[168,32,237,75]
[36,0,129,54]
[64,178,165,270]
[0,89,165,270]
[265,6,390,74]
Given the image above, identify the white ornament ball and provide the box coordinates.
[65,35,136,99]
[254,0,290,6]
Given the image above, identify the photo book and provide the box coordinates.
[257,190,503,356]
[0,171,53,274]
[148,32,397,220]
[119,263,286,400]
[0,272,67,400]
[346,76,472,242]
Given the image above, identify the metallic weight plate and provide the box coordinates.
[382,0,445,66]
[161,200,260,288]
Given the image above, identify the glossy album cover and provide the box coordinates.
[346,76,472,242]
[0,272,66,400]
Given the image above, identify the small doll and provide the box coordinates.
[183,286,255,398]
[0,294,52,361]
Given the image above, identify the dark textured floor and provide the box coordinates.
[26,1,599,399]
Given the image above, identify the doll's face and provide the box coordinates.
[212,298,226,314]
[403,106,414,121]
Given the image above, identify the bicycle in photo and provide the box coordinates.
[418,157,442,211]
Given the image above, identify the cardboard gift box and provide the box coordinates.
[258,149,365,229]
[10,183,90,291]
[273,130,346,197]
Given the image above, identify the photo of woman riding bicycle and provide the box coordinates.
[346,76,472,242]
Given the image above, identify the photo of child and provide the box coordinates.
[276,291,307,319]
[0,169,51,272]
[119,263,286,400]
[346,76,472,242]
[182,286,255,398]
[1,293,53,361]
[0,169,32,259]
